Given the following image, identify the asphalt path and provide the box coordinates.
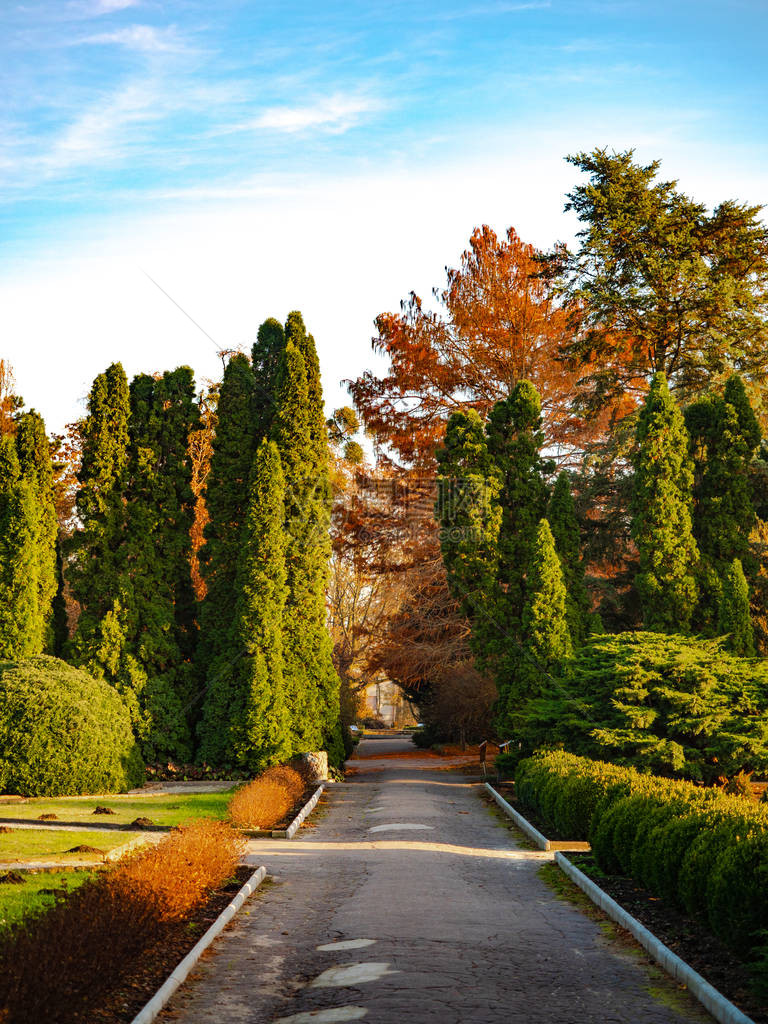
[162,735,708,1024]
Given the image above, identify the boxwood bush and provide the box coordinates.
[0,656,144,795]
[515,750,768,958]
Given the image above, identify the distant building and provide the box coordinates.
[362,679,418,728]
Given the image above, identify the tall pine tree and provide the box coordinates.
[252,317,285,442]
[199,440,290,771]
[632,373,698,632]
[547,471,589,645]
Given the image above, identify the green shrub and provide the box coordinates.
[0,656,144,796]
[515,750,768,960]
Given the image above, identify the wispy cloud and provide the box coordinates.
[86,0,141,13]
[81,24,186,53]
[438,2,550,19]
[228,94,386,135]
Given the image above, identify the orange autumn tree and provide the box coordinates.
[346,225,621,738]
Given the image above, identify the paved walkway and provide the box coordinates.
[162,737,709,1024]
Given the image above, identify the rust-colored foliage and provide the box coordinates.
[0,820,243,1024]
[227,764,310,829]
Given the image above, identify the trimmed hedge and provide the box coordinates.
[0,656,144,796]
[516,750,768,957]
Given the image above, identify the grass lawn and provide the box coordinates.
[0,790,234,828]
[0,829,140,863]
[0,870,94,931]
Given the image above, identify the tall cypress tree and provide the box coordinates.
[69,363,130,658]
[632,372,698,632]
[14,411,58,651]
[199,440,290,771]
[719,558,755,657]
[547,471,589,645]
[198,354,257,672]
[0,436,41,659]
[497,518,572,746]
[485,381,550,644]
[272,321,341,759]
[436,408,501,669]
[252,317,285,442]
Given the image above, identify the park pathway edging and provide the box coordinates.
[129,865,267,1024]
[555,852,755,1024]
[484,782,551,850]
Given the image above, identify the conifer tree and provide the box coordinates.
[497,518,572,747]
[14,411,58,650]
[436,409,501,668]
[718,558,755,657]
[198,354,257,672]
[686,374,761,568]
[485,381,550,644]
[272,326,341,758]
[632,373,698,632]
[547,471,589,644]
[69,363,130,656]
[0,436,41,658]
[199,440,290,771]
[252,317,285,442]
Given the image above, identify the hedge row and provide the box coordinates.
[515,751,768,957]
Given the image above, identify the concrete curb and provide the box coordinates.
[0,834,156,872]
[484,783,550,851]
[129,865,267,1024]
[555,853,755,1024]
[272,784,325,839]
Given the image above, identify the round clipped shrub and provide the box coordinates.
[0,656,144,795]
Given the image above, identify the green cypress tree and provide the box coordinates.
[69,363,130,657]
[252,317,285,442]
[436,409,501,669]
[718,558,755,657]
[272,327,341,759]
[200,440,290,771]
[0,436,41,659]
[14,412,58,650]
[497,518,572,747]
[485,381,550,644]
[547,471,590,645]
[198,354,257,672]
[632,372,698,632]
[51,538,69,657]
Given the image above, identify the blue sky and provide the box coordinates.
[2,0,768,430]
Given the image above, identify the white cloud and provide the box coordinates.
[87,0,141,13]
[242,94,385,135]
[82,24,185,53]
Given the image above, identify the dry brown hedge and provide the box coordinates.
[0,820,244,1024]
[227,764,310,829]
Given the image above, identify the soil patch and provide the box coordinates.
[0,826,14,834]
[85,864,253,1023]
[129,817,155,829]
[65,846,105,856]
[93,807,115,816]
[37,814,58,821]
[568,853,768,1023]
[0,871,26,884]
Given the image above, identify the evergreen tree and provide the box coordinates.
[632,373,698,632]
[199,440,290,771]
[0,437,41,658]
[547,471,589,644]
[436,409,501,668]
[497,518,572,748]
[198,354,257,672]
[718,558,755,657]
[272,329,341,758]
[69,363,130,655]
[485,381,550,644]
[14,412,58,650]
[51,538,68,657]
[252,317,285,442]
[686,374,761,568]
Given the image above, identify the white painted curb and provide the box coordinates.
[484,783,550,851]
[129,865,267,1024]
[555,853,755,1024]
[272,784,324,839]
